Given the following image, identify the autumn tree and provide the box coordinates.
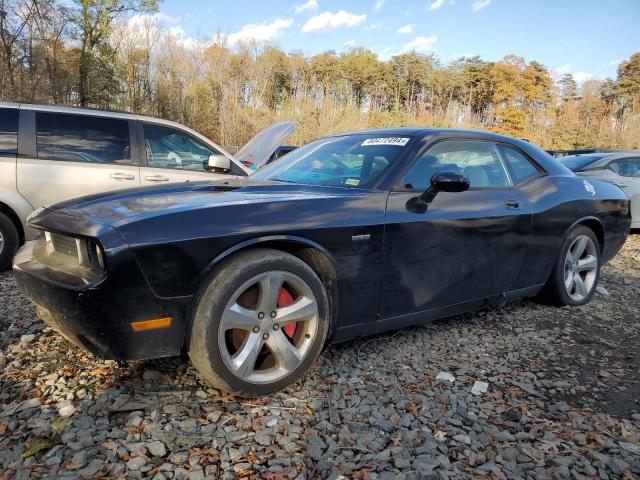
[73,0,158,106]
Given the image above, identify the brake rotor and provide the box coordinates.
[277,287,297,337]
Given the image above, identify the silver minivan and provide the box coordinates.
[0,102,292,269]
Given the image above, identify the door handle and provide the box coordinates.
[110,172,135,180]
[145,175,170,182]
[505,200,520,209]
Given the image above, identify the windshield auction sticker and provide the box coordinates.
[361,137,410,146]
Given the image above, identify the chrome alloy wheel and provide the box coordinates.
[0,229,4,256]
[564,235,598,302]
[218,270,319,384]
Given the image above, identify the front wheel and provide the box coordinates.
[189,249,330,397]
[540,225,600,306]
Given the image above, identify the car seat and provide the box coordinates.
[463,165,490,187]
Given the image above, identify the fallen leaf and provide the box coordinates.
[21,438,58,459]
[90,367,111,377]
[61,459,81,470]
[0,422,6,436]
[51,417,71,437]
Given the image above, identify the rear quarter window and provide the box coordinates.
[0,108,19,154]
[36,112,131,164]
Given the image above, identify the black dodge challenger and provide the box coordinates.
[14,128,631,396]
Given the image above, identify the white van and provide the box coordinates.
[0,102,293,269]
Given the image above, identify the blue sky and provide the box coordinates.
[155,0,640,81]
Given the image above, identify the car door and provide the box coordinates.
[139,122,232,185]
[17,110,140,209]
[380,139,536,319]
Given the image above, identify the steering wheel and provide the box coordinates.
[167,152,183,168]
[312,157,347,175]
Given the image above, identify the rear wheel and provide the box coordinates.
[540,225,600,306]
[189,249,330,396]
[0,212,19,271]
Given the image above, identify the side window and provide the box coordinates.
[608,158,640,178]
[499,145,541,184]
[37,113,131,164]
[0,108,19,154]
[403,140,512,190]
[143,124,218,172]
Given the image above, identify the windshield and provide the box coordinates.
[560,154,607,172]
[252,134,412,188]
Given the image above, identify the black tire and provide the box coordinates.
[539,225,600,306]
[189,248,330,397]
[0,212,19,271]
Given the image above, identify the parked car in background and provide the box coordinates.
[561,152,640,228]
[14,128,630,396]
[0,103,293,269]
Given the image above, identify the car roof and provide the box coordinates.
[324,127,528,142]
[563,151,640,169]
[0,101,194,132]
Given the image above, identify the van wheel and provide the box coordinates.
[0,212,19,271]
[189,249,330,397]
[539,225,600,306]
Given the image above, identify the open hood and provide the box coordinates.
[234,121,295,169]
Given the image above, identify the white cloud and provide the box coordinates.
[555,64,572,74]
[427,0,446,11]
[401,35,438,53]
[553,65,596,84]
[364,21,383,31]
[343,40,357,48]
[472,0,491,12]
[373,0,385,12]
[127,12,181,28]
[301,10,367,33]
[608,59,620,66]
[574,72,594,83]
[294,0,318,15]
[227,18,293,45]
[397,23,414,34]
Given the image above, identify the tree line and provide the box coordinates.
[1,0,639,150]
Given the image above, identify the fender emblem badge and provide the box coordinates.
[352,234,371,242]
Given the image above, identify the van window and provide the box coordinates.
[0,108,19,154]
[36,112,131,164]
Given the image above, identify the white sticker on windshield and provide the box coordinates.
[361,137,410,147]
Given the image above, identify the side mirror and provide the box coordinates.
[429,170,470,194]
[407,170,470,213]
[208,154,231,173]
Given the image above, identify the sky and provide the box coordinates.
[153,0,640,82]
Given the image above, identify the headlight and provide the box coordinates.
[41,231,106,275]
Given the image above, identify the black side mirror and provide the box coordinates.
[406,170,470,213]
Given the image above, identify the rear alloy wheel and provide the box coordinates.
[189,249,329,396]
[540,225,600,306]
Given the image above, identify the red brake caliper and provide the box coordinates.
[277,287,297,337]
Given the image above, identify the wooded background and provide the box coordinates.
[2,0,639,150]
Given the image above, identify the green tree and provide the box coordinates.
[73,0,158,106]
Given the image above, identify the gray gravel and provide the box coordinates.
[1,236,639,479]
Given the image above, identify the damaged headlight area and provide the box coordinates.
[34,230,106,281]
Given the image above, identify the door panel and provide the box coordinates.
[140,167,227,186]
[140,122,230,186]
[380,189,532,318]
[17,159,140,208]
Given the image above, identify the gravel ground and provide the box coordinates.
[1,236,639,480]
